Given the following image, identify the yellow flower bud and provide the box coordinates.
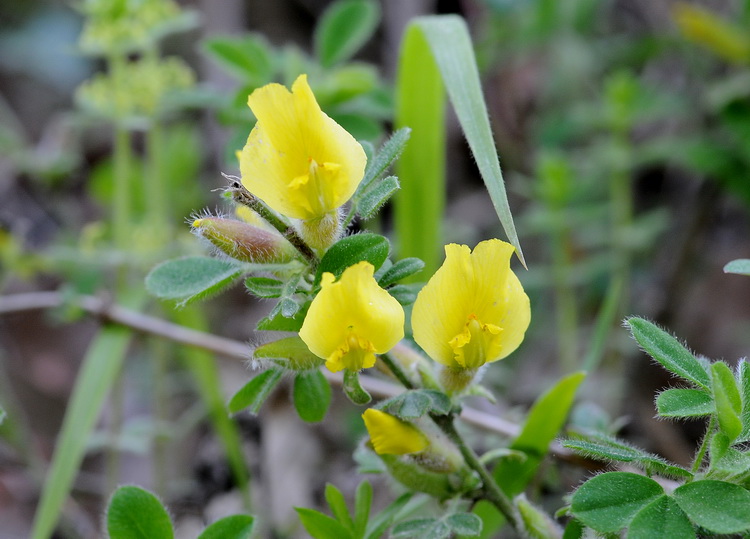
[411,239,530,370]
[238,74,366,224]
[362,409,429,455]
[192,216,296,264]
[299,262,404,373]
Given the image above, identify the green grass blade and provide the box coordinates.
[395,16,525,268]
[394,23,445,278]
[31,324,133,539]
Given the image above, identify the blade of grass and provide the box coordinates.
[394,23,445,278]
[31,322,134,539]
[395,16,525,268]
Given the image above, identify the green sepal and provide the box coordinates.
[293,370,332,422]
[626,318,710,389]
[315,233,390,286]
[377,389,451,419]
[228,369,283,414]
[197,515,255,539]
[343,370,372,405]
[711,361,743,442]
[378,257,425,287]
[106,485,174,539]
[145,256,244,306]
[656,388,713,417]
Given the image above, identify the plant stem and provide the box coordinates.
[379,352,521,531]
[691,415,715,475]
[226,179,318,265]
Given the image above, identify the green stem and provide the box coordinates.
[430,413,520,529]
[691,415,715,475]
[227,180,318,265]
[379,351,521,531]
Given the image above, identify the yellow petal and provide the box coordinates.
[362,409,429,455]
[299,261,405,372]
[239,74,366,220]
[412,239,530,368]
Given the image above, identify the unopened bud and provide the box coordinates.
[516,494,562,539]
[192,217,297,264]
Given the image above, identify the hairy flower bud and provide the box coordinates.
[192,217,297,264]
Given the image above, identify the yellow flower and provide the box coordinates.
[362,409,429,455]
[299,262,404,373]
[238,74,367,221]
[411,239,530,370]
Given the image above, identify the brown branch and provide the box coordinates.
[0,291,576,461]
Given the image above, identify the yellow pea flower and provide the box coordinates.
[238,74,367,222]
[411,239,530,370]
[299,261,404,373]
[362,409,429,455]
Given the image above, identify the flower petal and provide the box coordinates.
[362,409,428,455]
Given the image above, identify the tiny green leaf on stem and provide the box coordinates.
[357,175,400,219]
[202,34,273,83]
[145,257,244,306]
[723,258,750,275]
[107,486,174,539]
[293,371,332,422]
[711,362,743,442]
[378,257,425,287]
[244,276,284,298]
[626,318,710,389]
[365,492,413,539]
[627,496,694,539]
[324,483,355,534]
[737,360,750,443]
[314,233,390,286]
[296,507,351,539]
[228,369,283,414]
[656,388,713,418]
[353,481,373,538]
[359,128,411,192]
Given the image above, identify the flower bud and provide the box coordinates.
[192,217,297,264]
[515,494,562,539]
[362,409,429,455]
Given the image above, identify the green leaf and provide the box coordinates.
[315,0,381,67]
[738,360,750,442]
[31,323,135,539]
[396,16,525,269]
[626,318,710,389]
[324,483,354,534]
[673,480,750,534]
[562,435,691,479]
[494,371,586,496]
[724,258,750,275]
[315,233,390,286]
[244,276,284,298]
[353,481,372,538]
[712,361,743,442]
[628,496,695,539]
[228,369,283,414]
[107,486,174,539]
[254,336,324,370]
[296,507,351,539]
[365,492,413,539]
[202,34,273,84]
[360,128,411,192]
[145,257,244,306]
[256,302,309,332]
[570,472,664,533]
[378,258,425,288]
[197,515,255,539]
[379,390,451,419]
[387,283,423,306]
[445,512,482,535]
[343,369,372,405]
[357,176,400,219]
[293,370,332,423]
[392,518,450,539]
[656,388,713,417]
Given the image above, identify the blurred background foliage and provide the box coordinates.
[0,0,749,537]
